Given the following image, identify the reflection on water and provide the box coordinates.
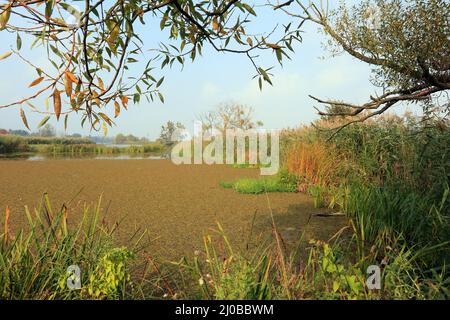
[0,153,166,161]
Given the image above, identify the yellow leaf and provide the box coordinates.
[0,51,12,61]
[98,112,112,125]
[98,77,105,93]
[92,90,100,106]
[28,77,44,88]
[102,122,108,136]
[114,101,120,118]
[0,5,11,30]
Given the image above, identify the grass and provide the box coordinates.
[218,113,450,299]
[172,223,449,300]
[1,193,448,300]
[281,115,450,298]
[0,194,144,299]
[221,170,298,194]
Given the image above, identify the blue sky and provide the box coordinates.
[0,1,416,139]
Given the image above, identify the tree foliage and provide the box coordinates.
[0,0,301,133]
[198,102,263,134]
[158,120,185,146]
[274,0,449,133]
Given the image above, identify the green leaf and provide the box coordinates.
[45,0,54,19]
[38,116,51,128]
[64,114,68,130]
[16,33,22,50]
[160,11,169,30]
[20,108,31,130]
[258,68,273,85]
[242,3,256,16]
[158,92,164,103]
[276,49,283,64]
[333,281,340,293]
[156,77,164,88]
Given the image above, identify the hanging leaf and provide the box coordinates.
[45,0,54,19]
[64,73,72,97]
[102,121,108,136]
[53,89,61,120]
[20,108,30,130]
[98,77,105,92]
[0,51,12,61]
[114,101,120,118]
[0,5,11,30]
[106,20,120,53]
[156,77,164,88]
[258,68,273,85]
[98,112,112,125]
[64,71,78,84]
[28,77,44,88]
[160,11,169,30]
[276,49,283,64]
[16,33,22,50]
[121,95,128,106]
[246,37,253,46]
[92,90,100,106]
[64,114,68,130]
[158,92,164,103]
[38,116,51,128]
[242,3,256,16]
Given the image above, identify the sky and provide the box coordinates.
[0,1,417,140]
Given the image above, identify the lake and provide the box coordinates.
[0,159,346,260]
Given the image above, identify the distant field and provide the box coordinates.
[0,159,345,260]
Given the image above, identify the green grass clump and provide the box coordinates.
[219,181,234,189]
[221,170,297,194]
